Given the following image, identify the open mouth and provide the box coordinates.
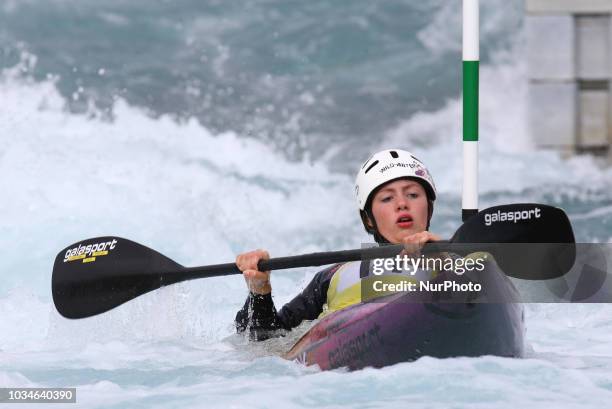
[396,215,413,227]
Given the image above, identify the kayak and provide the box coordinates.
[284,253,525,370]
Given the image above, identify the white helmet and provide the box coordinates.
[355,148,436,210]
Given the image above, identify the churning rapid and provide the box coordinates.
[1,0,612,408]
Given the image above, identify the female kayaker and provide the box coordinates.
[235,149,440,340]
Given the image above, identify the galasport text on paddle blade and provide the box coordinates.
[449,203,576,280]
[52,237,183,319]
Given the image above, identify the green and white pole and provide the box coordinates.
[462,0,479,222]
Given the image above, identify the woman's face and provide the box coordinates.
[369,179,429,244]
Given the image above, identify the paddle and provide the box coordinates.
[52,203,575,319]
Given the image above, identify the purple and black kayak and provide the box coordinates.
[285,259,524,370]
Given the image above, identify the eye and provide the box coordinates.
[407,192,419,199]
[380,195,393,203]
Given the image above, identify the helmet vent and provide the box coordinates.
[364,160,379,174]
[389,150,399,158]
[361,154,374,169]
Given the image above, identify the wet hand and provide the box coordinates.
[400,231,441,256]
[236,249,272,295]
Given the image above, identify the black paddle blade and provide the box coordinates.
[450,203,576,280]
[52,237,183,319]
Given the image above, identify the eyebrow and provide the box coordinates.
[378,182,419,194]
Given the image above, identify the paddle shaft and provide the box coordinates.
[152,242,468,284]
[170,243,435,279]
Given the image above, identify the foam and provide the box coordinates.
[1,12,612,407]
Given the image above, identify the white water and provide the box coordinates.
[2,32,612,409]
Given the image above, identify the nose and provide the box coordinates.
[395,196,409,210]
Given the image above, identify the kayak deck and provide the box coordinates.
[285,257,525,370]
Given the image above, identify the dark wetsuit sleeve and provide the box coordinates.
[235,263,341,340]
